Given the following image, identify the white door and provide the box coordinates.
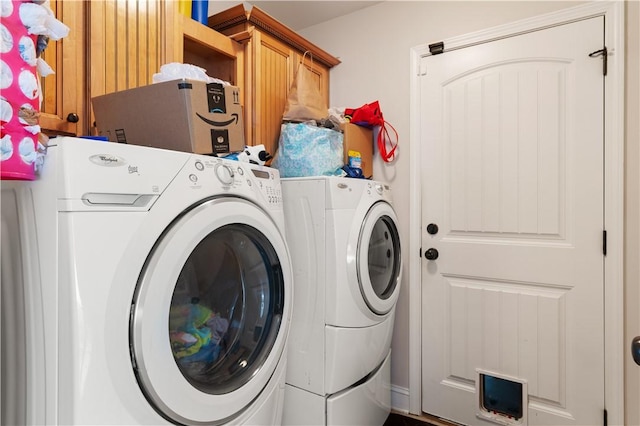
[421,17,605,425]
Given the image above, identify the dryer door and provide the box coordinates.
[357,201,402,315]
[130,197,291,425]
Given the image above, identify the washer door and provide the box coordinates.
[357,201,402,315]
[130,197,290,425]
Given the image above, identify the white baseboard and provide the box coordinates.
[391,385,410,413]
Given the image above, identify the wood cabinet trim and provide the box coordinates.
[182,14,241,59]
[208,5,341,69]
[227,29,253,45]
[207,4,248,31]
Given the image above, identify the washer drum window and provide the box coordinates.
[129,197,289,425]
[169,224,283,395]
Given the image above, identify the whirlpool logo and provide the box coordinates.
[89,154,127,167]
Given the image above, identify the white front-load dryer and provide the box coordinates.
[280,176,402,426]
[324,177,402,327]
[0,137,293,425]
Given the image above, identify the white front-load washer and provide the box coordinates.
[0,137,293,425]
[280,176,402,426]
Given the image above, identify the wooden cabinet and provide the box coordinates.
[88,2,167,96]
[167,13,244,91]
[39,0,169,137]
[40,1,243,138]
[39,1,330,155]
[208,5,340,156]
[251,31,296,156]
[39,0,85,136]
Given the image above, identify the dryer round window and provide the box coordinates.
[357,200,402,315]
[366,214,401,300]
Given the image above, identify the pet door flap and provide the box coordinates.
[476,370,528,425]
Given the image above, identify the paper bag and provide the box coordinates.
[282,52,327,122]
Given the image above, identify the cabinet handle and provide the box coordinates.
[66,113,79,123]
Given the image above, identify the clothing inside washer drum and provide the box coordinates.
[167,223,284,395]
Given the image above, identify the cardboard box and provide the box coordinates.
[341,123,373,178]
[92,79,244,155]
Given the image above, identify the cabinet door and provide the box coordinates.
[251,33,332,156]
[39,0,85,137]
[39,0,167,137]
[252,31,295,156]
[89,0,167,133]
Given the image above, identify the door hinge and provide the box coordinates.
[603,230,607,256]
[429,41,444,55]
[589,47,608,76]
[418,56,428,76]
[603,408,608,426]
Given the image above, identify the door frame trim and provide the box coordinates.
[408,1,625,423]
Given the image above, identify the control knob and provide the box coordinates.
[215,163,234,185]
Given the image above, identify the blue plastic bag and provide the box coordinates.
[272,123,344,178]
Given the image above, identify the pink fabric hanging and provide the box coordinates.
[1,0,41,180]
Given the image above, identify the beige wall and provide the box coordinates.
[300,0,639,417]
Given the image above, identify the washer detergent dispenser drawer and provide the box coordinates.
[55,138,189,211]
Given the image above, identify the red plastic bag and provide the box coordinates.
[344,101,398,162]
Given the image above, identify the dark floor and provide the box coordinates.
[384,412,431,426]
[383,412,446,426]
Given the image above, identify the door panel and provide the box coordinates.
[447,64,566,238]
[421,17,604,425]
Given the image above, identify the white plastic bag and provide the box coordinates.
[152,62,229,85]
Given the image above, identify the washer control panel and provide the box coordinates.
[187,156,282,206]
[214,163,235,185]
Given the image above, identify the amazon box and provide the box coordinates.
[92,79,244,155]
